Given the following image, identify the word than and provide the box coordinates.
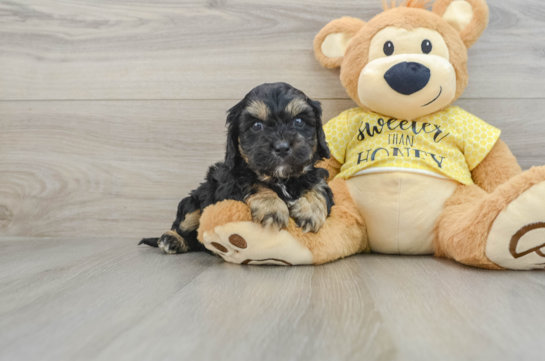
[389,134,414,147]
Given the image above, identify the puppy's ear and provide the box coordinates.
[308,99,330,160]
[224,99,245,169]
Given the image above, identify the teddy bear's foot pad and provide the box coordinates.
[202,221,313,266]
[486,182,545,270]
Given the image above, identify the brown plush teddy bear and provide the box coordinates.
[197,0,545,270]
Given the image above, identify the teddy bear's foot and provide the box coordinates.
[202,221,313,266]
[486,181,545,270]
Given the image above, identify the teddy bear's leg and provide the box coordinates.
[197,179,369,265]
[435,166,545,270]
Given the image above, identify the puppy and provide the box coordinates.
[140,82,334,254]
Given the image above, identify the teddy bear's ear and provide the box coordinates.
[314,17,366,69]
[432,0,489,48]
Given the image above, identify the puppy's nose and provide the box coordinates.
[384,62,431,95]
[274,141,291,157]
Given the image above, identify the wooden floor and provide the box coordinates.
[0,238,544,361]
[2,0,545,360]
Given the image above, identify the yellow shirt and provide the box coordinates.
[324,106,501,185]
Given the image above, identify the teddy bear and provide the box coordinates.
[196,0,545,270]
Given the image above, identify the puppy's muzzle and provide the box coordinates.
[273,141,291,158]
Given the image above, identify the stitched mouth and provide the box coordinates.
[421,86,442,107]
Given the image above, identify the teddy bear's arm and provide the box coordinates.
[317,157,342,182]
[470,139,522,193]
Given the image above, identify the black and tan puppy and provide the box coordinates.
[140,83,334,254]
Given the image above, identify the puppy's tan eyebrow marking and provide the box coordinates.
[285,98,310,117]
[245,100,270,121]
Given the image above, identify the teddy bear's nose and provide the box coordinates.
[384,62,431,96]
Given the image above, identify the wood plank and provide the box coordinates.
[0,237,219,361]
[0,238,543,361]
[354,255,545,361]
[1,0,545,100]
[1,98,544,239]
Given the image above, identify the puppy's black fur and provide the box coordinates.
[140,82,334,254]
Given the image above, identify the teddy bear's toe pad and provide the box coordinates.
[486,182,545,270]
[202,221,313,266]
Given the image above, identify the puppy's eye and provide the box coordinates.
[383,41,394,56]
[293,118,304,128]
[421,40,432,54]
[251,122,264,132]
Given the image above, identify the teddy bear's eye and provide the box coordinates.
[421,40,433,54]
[383,41,394,56]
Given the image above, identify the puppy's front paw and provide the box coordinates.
[251,200,290,232]
[246,187,290,232]
[290,190,328,233]
[158,231,189,254]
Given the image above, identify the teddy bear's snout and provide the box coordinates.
[384,62,431,96]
